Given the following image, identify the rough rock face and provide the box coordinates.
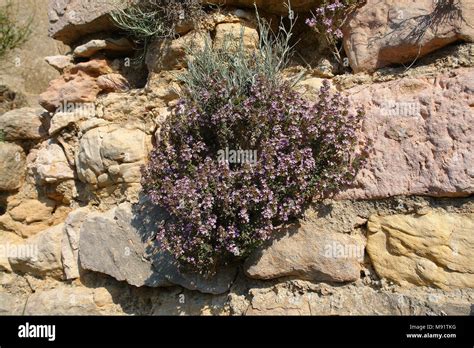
[48,0,320,44]
[0,108,47,141]
[367,212,474,289]
[78,202,238,294]
[75,125,151,188]
[0,85,27,115]
[338,68,474,200]
[48,0,125,44]
[97,74,130,93]
[0,195,66,238]
[0,0,66,107]
[244,280,474,315]
[48,103,96,134]
[244,224,364,282]
[146,31,208,73]
[78,204,165,288]
[8,223,64,279]
[24,286,102,315]
[204,0,321,14]
[73,38,134,58]
[0,232,24,272]
[39,58,122,112]
[33,141,75,184]
[213,22,259,50]
[61,208,89,279]
[2,0,473,317]
[343,0,474,72]
[0,143,26,191]
[0,291,31,314]
[45,55,74,72]
[145,16,261,76]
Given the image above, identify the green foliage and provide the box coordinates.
[179,5,299,105]
[0,1,31,59]
[110,0,204,61]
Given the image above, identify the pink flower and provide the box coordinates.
[305,17,317,28]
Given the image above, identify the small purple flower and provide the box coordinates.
[305,17,317,28]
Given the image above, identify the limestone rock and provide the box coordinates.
[79,205,166,287]
[7,199,55,225]
[79,202,238,294]
[97,73,130,93]
[48,0,125,45]
[48,103,96,134]
[213,22,259,50]
[245,280,474,315]
[45,55,74,72]
[367,212,474,289]
[204,0,321,14]
[145,72,181,105]
[0,202,66,239]
[343,0,474,72]
[39,70,101,112]
[0,143,26,191]
[0,85,27,115]
[70,58,114,76]
[0,107,46,141]
[0,176,71,237]
[76,125,151,188]
[73,38,134,58]
[98,90,158,124]
[24,286,101,315]
[146,31,207,73]
[9,223,64,279]
[0,232,24,272]
[33,141,75,184]
[0,0,65,107]
[294,77,336,100]
[0,293,27,315]
[338,68,474,199]
[61,208,89,280]
[39,59,114,112]
[44,179,78,205]
[244,223,364,282]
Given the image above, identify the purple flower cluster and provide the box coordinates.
[306,0,346,39]
[142,77,366,273]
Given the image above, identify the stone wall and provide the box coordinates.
[0,0,68,110]
[0,0,472,315]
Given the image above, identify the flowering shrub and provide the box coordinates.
[142,75,366,273]
[141,4,366,273]
[306,0,364,66]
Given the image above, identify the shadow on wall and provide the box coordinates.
[0,194,7,216]
[373,0,466,69]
